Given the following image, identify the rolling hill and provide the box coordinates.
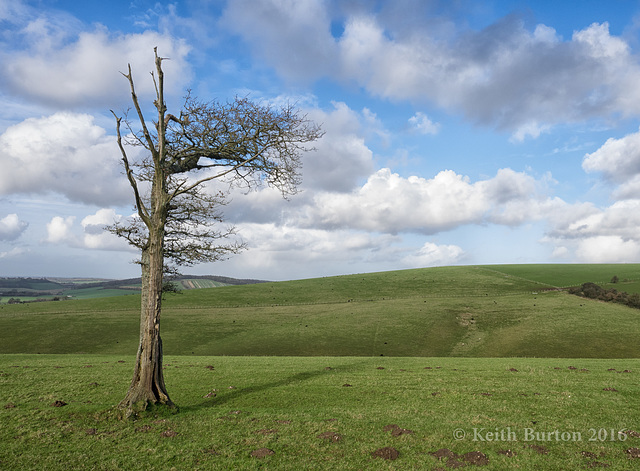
[0,264,639,358]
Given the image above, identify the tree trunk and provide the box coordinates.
[118,220,175,417]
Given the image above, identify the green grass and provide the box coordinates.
[1,355,638,470]
[1,265,640,357]
[479,264,640,289]
[2,265,640,469]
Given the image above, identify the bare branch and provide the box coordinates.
[123,64,158,162]
[111,110,150,225]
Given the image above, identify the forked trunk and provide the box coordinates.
[118,229,175,418]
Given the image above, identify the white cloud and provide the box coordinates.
[81,209,130,250]
[304,167,553,234]
[575,235,640,263]
[44,216,76,245]
[0,247,28,259]
[228,2,640,137]
[401,241,465,267]
[222,0,337,82]
[408,112,440,135]
[1,25,191,107]
[583,128,640,190]
[0,213,28,241]
[302,102,376,192]
[542,199,640,263]
[0,112,131,205]
[548,199,640,240]
[214,221,410,279]
[41,209,134,252]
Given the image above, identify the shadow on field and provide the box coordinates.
[182,360,369,413]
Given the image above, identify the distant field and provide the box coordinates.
[0,277,238,304]
[479,264,640,289]
[1,355,638,470]
[1,265,639,358]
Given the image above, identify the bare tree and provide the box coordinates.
[110,48,323,417]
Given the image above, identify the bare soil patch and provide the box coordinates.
[251,448,275,458]
[626,447,640,458]
[528,444,549,454]
[431,448,489,467]
[371,447,399,460]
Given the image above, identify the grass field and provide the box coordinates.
[1,265,640,357]
[1,355,638,470]
[2,264,640,469]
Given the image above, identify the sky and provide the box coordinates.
[3,0,640,281]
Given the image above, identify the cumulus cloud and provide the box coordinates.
[0,213,28,241]
[222,0,337,82]
[583,128,640,198]
[303,102,376,192]
[575,236,640,263]
[303,167,553,234]
[548,199,640,240]
[44,216,76,245]
[0,247,28,259]
[1,21,191,107]
[401,241,465,267]
[42,209,133,251]
[222,222,405,277]
[226,1,640,137]
[0,112,131,205]
[542,199,640,263]
[408,112,440,135]
[81,208,130,250]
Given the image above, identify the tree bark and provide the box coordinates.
[117,242,175,417]
[117,165,175,417]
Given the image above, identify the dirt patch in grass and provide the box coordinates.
[51,400,67,407]
[586,461,610,468]
[371,447,399,460]
[626,447,640,458]
[383,424,414,436]
[251,448,274,458]
[529,444,549,454]
[430,448,489,467]
[463,451,489,465]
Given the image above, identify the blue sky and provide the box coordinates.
[2,0,640,281]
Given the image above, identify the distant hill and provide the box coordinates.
[0,275,268,303]
[2,264,640,358]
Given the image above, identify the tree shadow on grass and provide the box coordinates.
[180,359,369,413]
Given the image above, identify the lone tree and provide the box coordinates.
[110,48,322,417]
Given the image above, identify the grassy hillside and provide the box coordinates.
[479,264,640,289]
[1,355,639,470]
[1,264,639,358]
